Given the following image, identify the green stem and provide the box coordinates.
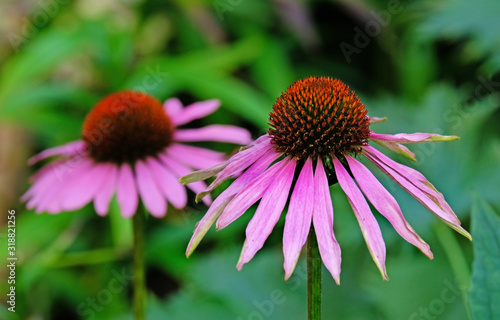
[133,207,146,320]
[307,227,322,320]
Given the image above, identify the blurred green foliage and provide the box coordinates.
[1,0,500,319]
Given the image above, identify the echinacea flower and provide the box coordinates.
[181,76,471,283]
[22,91,251,218]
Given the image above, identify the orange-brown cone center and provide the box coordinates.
[268,76,370,161]
[82,91,174,163]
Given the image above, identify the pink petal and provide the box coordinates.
[364,146,460,221]
[283,158,314,279]
[59,162,110,212]
[170,99,220,126]
[371,139,416,161]
[163,98,183,116]
[180,135,270,185]
[94,163,118,216]
[159,154,212,206]
[217,157,289,230]
[22,160,69,202]
[333,157,388,280]
[186,148,279,257]
[312,158,341,284]
[174,125,252,145]
[116,163,139,218]
[196,135,275,200]
[166,143,226,170]
[345,155,433,259]
[237,159,296,270]
[364,145,459,222]
[362,146,471,240]
[135,160,167,218]
[145,156,187,209]
[28,141,86,165]
[29,158,93,213]
[369,132,459,144]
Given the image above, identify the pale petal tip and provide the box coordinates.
[186,235,202,258]
[446,221,472,241]
[369,117,388,124]
[431,135,460,142]
[195,191,210,203]
[375,259,389,281]
[401,151,417,162]
[283,262,298,281]
[460,229,472,241]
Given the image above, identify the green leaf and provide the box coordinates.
[177,72,270,128]
[251,39,294,99]
[468,198,500,320]
[417,0,500,72]
[0,26,90,101]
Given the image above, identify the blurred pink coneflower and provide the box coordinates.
[22,90,251,218]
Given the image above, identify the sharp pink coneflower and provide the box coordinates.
[22,91,251,218]
[181,76,471,283]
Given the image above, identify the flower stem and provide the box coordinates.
[307,226,322,320]
[133,207,146,320]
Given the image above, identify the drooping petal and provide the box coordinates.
[180,135,271,185]
[371,139,417,161]
[94,163,118,216]
[333,157,388,280]
[179,162,228,185]
[59,162,110,212]
[166,143,226,170]
[312,158,342,284]
[362,146,471,240]
[186,148,279,257]
[283,158,314,279]
[163,98,183,116]
[217,157,288,230]
[160,154,212,206]
[170,99,220,126]
[238,159,296,271]
[145,156,187,209]
[193,135,275,201]
[345,155,433,259]
[116,163,139,218]
[370,132,460,144]
[174,125,252,145]
[135,160,167,218]
[364,145,460,222]
[28,141,86,165]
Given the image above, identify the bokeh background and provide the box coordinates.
[1,0,500,319]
